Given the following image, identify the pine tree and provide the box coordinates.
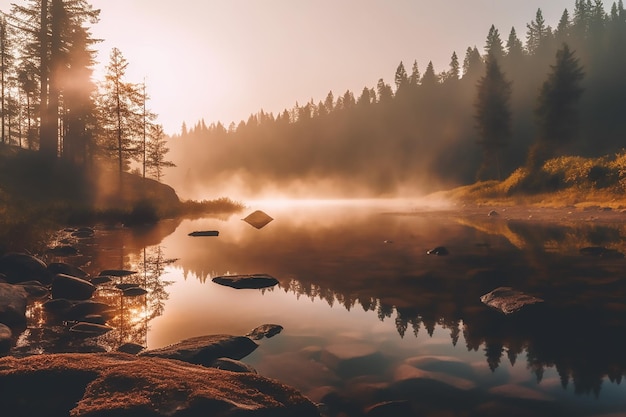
[485,25,505,61]
[462,46,483,81]
[474,56,512,180]
[146,124,175,181]
[394,61,408,92]
[555,9,572,42]
[526,9,549,55]
[0,16,15,144]
[324,91,334,113]
[421,61,439,87]
[532,43,585,166]
[444,51,460,82]
[376,79,393,103]
[409,60,420,86]
[139,80,157,178]
[10,0,99,159]
[99,47,143,175]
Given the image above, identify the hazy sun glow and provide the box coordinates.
[0,0,590,135]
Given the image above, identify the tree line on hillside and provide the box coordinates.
[169,0,626,196]
[0,0,173,181]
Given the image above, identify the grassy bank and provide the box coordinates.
[436,152,626,209]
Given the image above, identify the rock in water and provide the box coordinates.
[242,210,274,229]
[480,287,544,314]
[122,287,148,297]
[99,269,137,277]
[140,334,259,366]
[51,274,96,301]
[246,324,284,340]
[188,230,219,237]
[212,274,279,289]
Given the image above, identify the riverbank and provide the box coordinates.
[426,153,626,222]
[0,145,244,252]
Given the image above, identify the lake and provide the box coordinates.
[15,200,626,416]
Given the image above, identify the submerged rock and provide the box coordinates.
[212,273,279,289]
[140,334,259,367]
[0,353,320,417]
[579,246,624,258]
[480,287,544,315]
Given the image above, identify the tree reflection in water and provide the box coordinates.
[17,207,626,411]
[94,245,176,349]
[203,209,626,400]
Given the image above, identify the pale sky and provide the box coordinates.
[1,0,609,135]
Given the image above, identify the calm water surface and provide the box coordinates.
[21,200,626,416]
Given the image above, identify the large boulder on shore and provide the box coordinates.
[140,334,259,367]
[0,283,28,327]
[0,252,51,285]
[0,353,321,417]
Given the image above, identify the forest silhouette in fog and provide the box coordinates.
[168,0,626,198]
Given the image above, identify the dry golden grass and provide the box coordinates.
[438,152,626,210]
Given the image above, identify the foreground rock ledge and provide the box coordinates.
[0,353,320,417]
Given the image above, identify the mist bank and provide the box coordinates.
[163,2,626,201]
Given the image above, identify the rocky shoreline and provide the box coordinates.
[0,241,321,416]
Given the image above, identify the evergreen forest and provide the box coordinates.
[0,0,172,181]
[168,0,626,198]
[1,1,625,201]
